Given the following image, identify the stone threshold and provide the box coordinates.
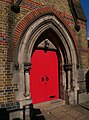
[33,99,65,110]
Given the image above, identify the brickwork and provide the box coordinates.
[34,0,72,14]
[0,0,89,112]
[0,0,19,110]
[0,39,19,109]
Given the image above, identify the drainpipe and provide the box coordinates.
[11,0,22,13]
[68,0,80,32]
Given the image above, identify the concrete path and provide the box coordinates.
[26,99,89,120]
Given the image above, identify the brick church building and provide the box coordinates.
[0,0,89,119]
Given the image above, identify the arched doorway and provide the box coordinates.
[14,13,79,107]
[29,27,71,104]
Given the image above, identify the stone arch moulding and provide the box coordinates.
[13,6,79,61]
[13,6,79,107]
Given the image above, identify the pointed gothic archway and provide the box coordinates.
[30,29,65,104]
[13,13,79,107]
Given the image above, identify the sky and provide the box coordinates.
[80,0,89,40]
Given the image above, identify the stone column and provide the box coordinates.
[64,64,72,104]
[24,63,32,100]
[64,64,72,90]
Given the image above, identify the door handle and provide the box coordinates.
[41,76,49,83]
[46,76,49,82]
[41,77,44,82]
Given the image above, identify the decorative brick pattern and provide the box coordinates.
[0,102,20,111]
[21,0,44,10]
[0,0,14,4]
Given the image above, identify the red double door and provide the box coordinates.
[30,50,59,104]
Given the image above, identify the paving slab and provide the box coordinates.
[25,99,89,120]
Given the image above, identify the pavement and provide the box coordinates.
[25,99,89,120]
[80,101,89,110]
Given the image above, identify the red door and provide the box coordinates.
[30,50,59,104]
